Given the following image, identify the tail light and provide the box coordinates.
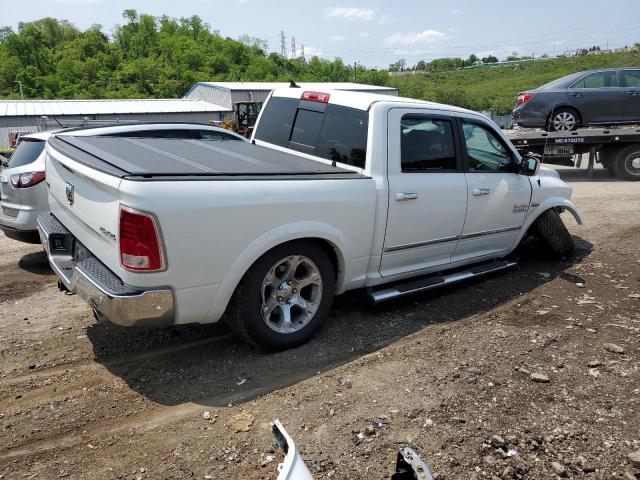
[10,171,45,188]
[301,91,331,103]
[516,92,534,107]
[119,207,165,272]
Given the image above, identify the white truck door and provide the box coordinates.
[380,109,468,278]
[453,119,532,262]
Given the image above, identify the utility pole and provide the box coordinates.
[280,30,287,57]
[353,62,357,81]
[14,80,24,100]
[301,44,306,62]
[291,36,296,59]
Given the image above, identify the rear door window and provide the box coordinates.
[255,96,368,169]
[8,139,45,168]
[400,116,458,171]
[571,71,619,89]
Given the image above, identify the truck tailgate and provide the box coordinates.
[46,142,122,274]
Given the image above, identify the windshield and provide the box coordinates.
[8,139,45,168]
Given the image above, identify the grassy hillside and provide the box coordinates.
[386,51,640,114]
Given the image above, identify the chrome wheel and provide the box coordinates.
[260,255,323,334]
[625,154,640,176]
[552,111,577,131]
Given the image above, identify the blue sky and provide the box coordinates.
[4,0,640,68]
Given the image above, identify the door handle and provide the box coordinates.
[626,91,639,96]
[472,188,491,196]
[571,92,581,98]
[395,192,418,201]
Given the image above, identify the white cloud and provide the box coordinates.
[392,48,440,57]
[330,35,347,42]
[384,29,446,46]
[450,9,463,15]
[359,32,371,38]
[303,46,324,58]
[324,7,376,21]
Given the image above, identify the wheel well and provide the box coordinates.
[257,238,341,281]
[547,106,581,125]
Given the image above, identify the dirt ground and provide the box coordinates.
[0,165,638,480]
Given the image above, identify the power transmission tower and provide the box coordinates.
[301,44,306,61]
[291,37,297,59]
[280,30,287,57]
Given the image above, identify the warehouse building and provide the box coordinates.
[0,98,230,147]
[184,82,398,121]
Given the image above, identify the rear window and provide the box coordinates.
[8,139,45,168]
[255,96,369,169]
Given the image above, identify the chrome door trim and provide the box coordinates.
[384,235,460,253]
[461,225,521,240]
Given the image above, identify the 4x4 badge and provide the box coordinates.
[65,182,74,205]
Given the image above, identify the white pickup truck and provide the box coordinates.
[38,88,583,350]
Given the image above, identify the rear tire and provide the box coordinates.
[531,209,575,256]
[226,241,336,351]
[612,144,640,181]
[547,108,580,132]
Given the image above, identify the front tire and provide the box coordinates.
[531,209,575,256]
[612,144,640,181]
[227,241,336,351]
[547,108,580,132]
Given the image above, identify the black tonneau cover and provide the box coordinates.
[49,135,360,178]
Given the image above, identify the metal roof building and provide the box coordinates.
[0,99,230,129]
[184,82,398,113]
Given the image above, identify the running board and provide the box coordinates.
[368,260,517,304]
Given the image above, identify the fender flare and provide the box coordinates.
[204,221,349,322]
[511,197,583,250]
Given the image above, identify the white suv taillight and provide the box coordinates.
[119,207,165,272]
[10,171,45,188]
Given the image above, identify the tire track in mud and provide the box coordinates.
[0,332,236,457]
[0,332,234,392]
[0,380,272,463]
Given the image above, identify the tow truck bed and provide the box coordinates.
[505,125,640,180]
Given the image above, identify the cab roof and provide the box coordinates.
[271,87,479,116]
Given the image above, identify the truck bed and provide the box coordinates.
[49,135,362,179]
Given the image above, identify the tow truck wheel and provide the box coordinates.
[531,209,575,256]
[547,108,580,132]
[227,241,336,351]
[613,145,640,181]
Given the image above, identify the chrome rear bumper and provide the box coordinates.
[37,213,174,327]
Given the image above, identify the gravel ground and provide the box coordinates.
[0,165,638,479]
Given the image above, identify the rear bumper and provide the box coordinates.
[0,205,41,242]
[37,213,175,327]
[513,107,547,128]
[0,224,40,243]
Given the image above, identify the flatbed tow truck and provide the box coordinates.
[506,125,640,181]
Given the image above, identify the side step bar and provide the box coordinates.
[368,260,517,304]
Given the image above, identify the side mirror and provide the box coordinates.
[519,155,540,176]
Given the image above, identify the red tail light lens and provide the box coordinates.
[516,92,534,106]
[119,207,164,272]
[301,91,331,103]
[10,171,45,188]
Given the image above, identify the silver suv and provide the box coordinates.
[0,131,50,243]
